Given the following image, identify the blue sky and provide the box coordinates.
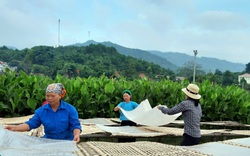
[1,0,250,64]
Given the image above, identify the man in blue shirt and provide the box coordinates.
[5,83,82,143]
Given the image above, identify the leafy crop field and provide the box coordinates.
[1,69,250,124]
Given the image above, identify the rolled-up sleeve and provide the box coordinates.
[69,107,82,132]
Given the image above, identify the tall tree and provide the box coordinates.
[222,70,238,85]
[214,69,223,76]
[245,62,250,73]
[176,61,205,78]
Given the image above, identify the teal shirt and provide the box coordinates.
[117,101,138,121]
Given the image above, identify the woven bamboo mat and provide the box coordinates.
[81,125,106,135]
[1,115,250,138]
[140,126,250,137]
[226,130,250,136]
[81,118,118,125]
[0,114,34,124]
[76,141,211,156]
[9,124,106,137]
[140,126,183,136]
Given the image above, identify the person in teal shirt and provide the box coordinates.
[5,83,82,143]
[114,89,139,142]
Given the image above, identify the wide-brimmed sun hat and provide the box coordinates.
[181,84,201,100]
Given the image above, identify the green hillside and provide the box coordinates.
[74,40,179,72]
[0,45,175,80]
[74,40,245,73]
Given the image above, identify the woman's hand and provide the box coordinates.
[157,105,167,110]
[4,123,30,132]
[4,125,17,131]
[114,106,121,111]
[73,134,80,143]
[73,129,81,143]
[157,105,163,110]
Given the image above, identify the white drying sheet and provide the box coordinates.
[120,99,181,126]
[0,126,78,156]
[96,124,165,137]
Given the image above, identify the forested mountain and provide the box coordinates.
[1,39,246,81]
[0,45,174,80]
[74,40,179,72]
[74,40,245,73]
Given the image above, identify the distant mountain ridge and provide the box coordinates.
[73,40,245,73]
[149,51,245,73]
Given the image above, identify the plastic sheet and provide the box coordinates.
[0,126,78,156]
[120,99,181,126]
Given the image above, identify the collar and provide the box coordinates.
[43,100,66,110]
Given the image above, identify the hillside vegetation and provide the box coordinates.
[74,40,245,73]
[74,40,179,71]
[0,45,174,80]
[0,70,250,124]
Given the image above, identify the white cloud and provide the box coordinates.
[0,0,249,64]
[195,11,250,31]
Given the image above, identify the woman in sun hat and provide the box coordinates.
[158,84,202,146]
[5,83,82,143]
[114,89,139,142]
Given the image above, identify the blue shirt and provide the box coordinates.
[25,100,82,140]
[117,101,138,121]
